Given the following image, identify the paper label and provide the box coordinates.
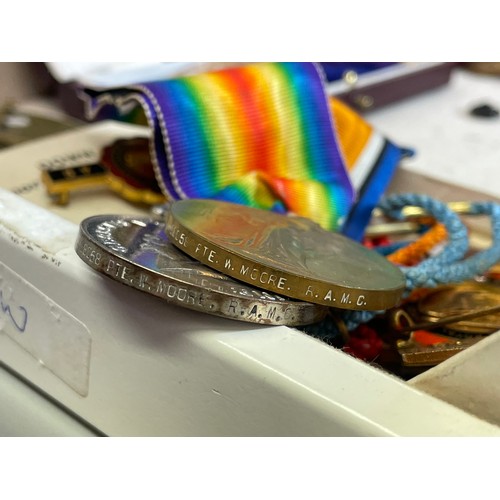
[0,261,91,396]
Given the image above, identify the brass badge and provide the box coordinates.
[416,281,500,334]
[42,137,166,206]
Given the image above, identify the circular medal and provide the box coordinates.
[101,137,166,206]
[417,282,500,334]
[75,215,327,326]
[165,199,406,310]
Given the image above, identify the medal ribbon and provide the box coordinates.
[82,62,405,239]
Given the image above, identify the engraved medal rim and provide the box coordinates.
[166,200,405,311]
[75,214,327,326]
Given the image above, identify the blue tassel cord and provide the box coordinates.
[340,193,500,331]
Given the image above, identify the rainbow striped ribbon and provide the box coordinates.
[83,62,405,239]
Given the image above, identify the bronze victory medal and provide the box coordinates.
[75,215,327,326]
[165,200,406,310]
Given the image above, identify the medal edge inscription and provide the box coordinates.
[75,218,325,326]
[165,211,403,311]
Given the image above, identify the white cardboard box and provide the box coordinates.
[1,185,498,436]
[1,115,500,435]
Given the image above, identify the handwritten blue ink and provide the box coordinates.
[0,289,28,332]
